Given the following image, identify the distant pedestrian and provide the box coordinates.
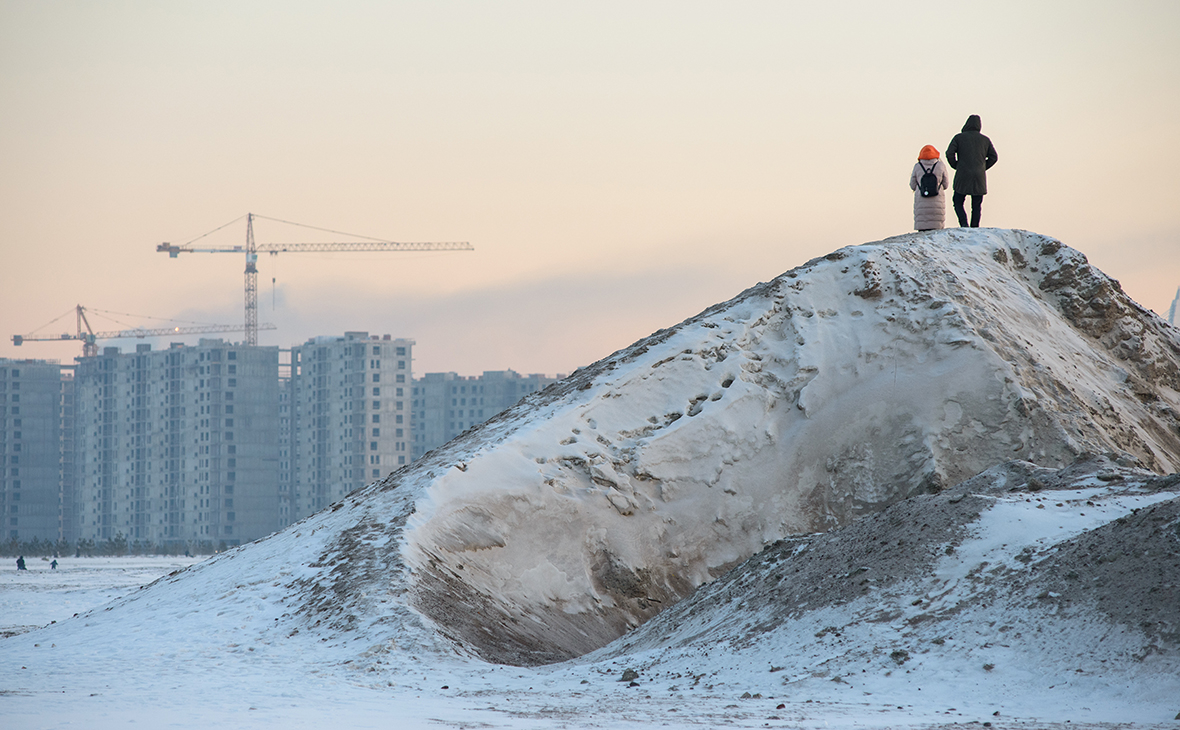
[909,145,952,231]
[50,559,58,570]
[16,555,26,571]
[945,114,999,227]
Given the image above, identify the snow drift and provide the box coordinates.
[295,227,1180,664]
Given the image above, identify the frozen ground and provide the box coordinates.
[3,229,1179,728]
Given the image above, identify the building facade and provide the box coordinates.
[72,340,280,548]
[411,370,559,459]
[284,333,412,524]
[0,359,70,543]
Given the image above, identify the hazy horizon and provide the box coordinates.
[2,1,1177,376]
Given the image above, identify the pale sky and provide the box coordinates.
[2,1,1177,376]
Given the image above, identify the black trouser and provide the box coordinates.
[952,193,983,228]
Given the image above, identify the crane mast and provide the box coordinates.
[156,213,473,346]
[245,213,259,346]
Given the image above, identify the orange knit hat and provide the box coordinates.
[918,145,940,160]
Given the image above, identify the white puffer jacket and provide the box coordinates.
[909,158,952,230]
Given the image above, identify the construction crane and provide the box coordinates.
[156,213,474,346]
[12,305,276,358]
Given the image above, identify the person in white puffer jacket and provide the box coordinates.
[909,144,952,231]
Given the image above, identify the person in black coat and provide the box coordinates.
[945,114,998,228]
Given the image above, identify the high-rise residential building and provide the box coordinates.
[411,370,559,459]
[1168,286,1179,326]
[11,329,544,549]
[285,333,412,523]
[58,371,76,543]
[0,358,70,543]
[72,340,280,548]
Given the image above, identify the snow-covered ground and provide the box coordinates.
[2,229,1179,729]
[3,463,1177,729]
[0,555,203,637]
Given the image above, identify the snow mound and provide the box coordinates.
[583,455,1180,724]
[17,229,1180,673]
[384,228,1180,663]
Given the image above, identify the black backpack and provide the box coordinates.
[918,161,940,197]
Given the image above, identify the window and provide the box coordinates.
[372,469,380,477]
[396,347,405,356]
[372,346,380,356]
[395,415,403,424]
[396,374,405,383]
[370,442,378,451]
[372,414,380,423]
[398,456,406,465]
[397,361,405,370]
[371,428,380,437]
[225,419,234,427]
[225,498,233,508]
[372,374,380,383]
[372,388,380,397]
[372,400,380,409]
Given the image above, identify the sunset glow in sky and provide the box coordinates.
[2,1,1177,375]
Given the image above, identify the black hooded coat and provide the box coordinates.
[945,115,998,196]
